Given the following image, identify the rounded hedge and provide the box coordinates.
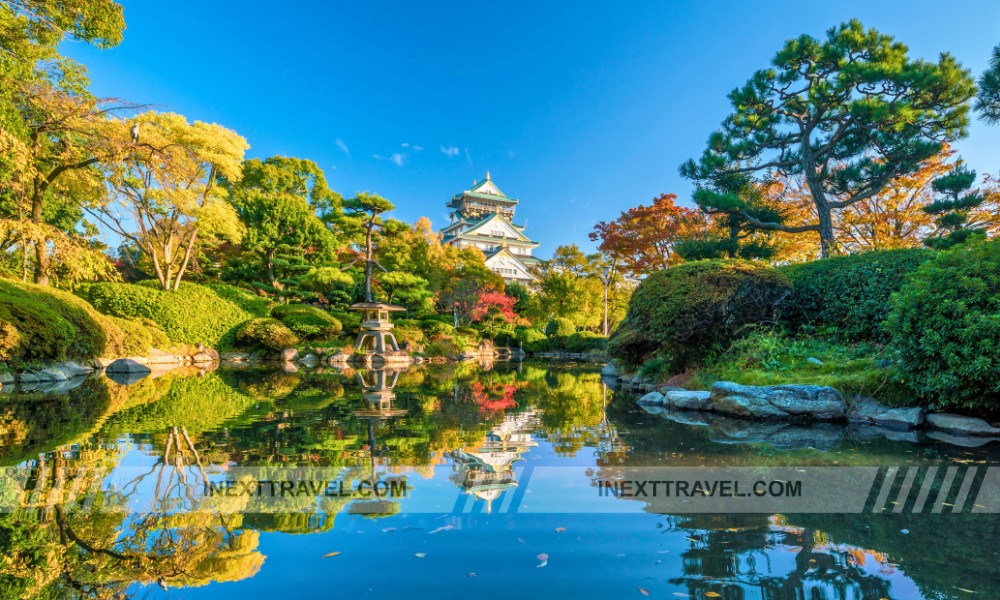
[565,331,607,353]
[885,240,1000,408]
[271,304,342,340]
[420,319,457,338]
[779,248,934,342]
[0,280,166,365]
[515,327,548,353]
[235,318,300,351]
[544,317,575,339]
[77,281,270,349]
[609,260,790,371]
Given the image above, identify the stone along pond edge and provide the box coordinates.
[603,363,1000,449]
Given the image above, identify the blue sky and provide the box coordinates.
[64,0,1000,257]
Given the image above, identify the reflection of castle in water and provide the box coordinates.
[449,411,539,512]
[670,516,895,600]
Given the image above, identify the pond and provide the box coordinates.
[0,360,998,599]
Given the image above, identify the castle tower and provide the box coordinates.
[439,172,541,285]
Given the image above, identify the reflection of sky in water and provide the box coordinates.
[3,362,998,599]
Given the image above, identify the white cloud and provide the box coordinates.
[440,145,460,157]
[374,153,405,167]
[335,139,350,156]
[402,143,424,152]
[412,145,424,152]
[464,148,472,164]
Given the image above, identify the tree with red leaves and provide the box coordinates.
[471,290,519,340]
[589,193,706,278]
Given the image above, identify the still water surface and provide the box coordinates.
[0,361,997,599]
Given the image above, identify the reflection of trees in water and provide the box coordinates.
[666,515,893,600]
[0,433,264,599]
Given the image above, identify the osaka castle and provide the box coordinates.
[440,172,542,285]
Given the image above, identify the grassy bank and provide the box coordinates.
[0,280,168,368]
[662,330,914,405]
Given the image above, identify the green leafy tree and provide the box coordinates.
[681,20,976,258]
[88,112,248,290]
[342,192,394,303]
[225,156,341,296]
[922,164,987,249]
[977,44,1000,124]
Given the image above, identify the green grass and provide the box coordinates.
[681,330,915,405]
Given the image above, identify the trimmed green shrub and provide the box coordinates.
[609,260,790,371]
[780,248,933,342]
[107,316,171,356]
[544,317,575,339]
[77,281,269,349]
[271,304,342,340]
[235,318,299,351]
[885,240,1000,408]
[515,327,548,353]
[0,279,171,365]
[393,323,425,346]
[332,310,361,336]
[421,319,457,338]
[565,331,607,352]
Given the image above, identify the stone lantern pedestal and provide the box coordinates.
[348,302,413,366]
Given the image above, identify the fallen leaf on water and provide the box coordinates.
[517,537,526,544]
[706,593,722,598]
[555,527,567,533]
[429,524,454,534]
[414,553,426,558]
[954,587,977,594]
[638,587,649,596]
[382,527,397,533]
[322,551,341,558]
[536,552,548,568]
[466,572,478,578]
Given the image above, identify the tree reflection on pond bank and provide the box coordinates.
[0,361,998,599]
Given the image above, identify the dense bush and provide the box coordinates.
[393,323,425,346]
[515,327,549,353]
[544,317,575,339]
[564,331,607,353]
[77,281,269,349]
[271,304,342,340]
[609,260,790,371]
[235,318,300,351]
[885,240,1000,408]
[421,319,457,338]
[0,280,170,365]
[780,248,933,342]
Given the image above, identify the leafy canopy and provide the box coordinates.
[681,20,976,257]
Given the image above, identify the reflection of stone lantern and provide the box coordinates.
[348,302,412,366]
[349,368,408,516]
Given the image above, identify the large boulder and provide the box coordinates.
[638,391,666,405]
[847,396,925,430]
[666,390,713,411]
[926,413,1000,437]
[709,382,845,421]
[146,348,182,366]
[106,358,152,375]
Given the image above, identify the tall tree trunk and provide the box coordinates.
[172,228,198,290]
[364,219,374,303]
[815,199,837,259]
